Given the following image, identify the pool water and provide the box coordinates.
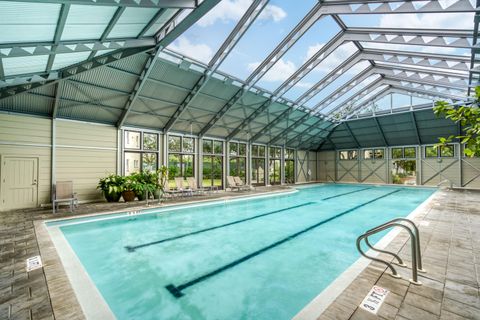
[54,184,435,319]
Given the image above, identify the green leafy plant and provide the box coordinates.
[97,174,124,202]
[434,87,480,157]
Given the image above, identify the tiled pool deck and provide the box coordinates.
[0,186,479,320]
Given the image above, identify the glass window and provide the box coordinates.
[348,150,358,160]
[404,147,416,158]
[229,142,238,156]
[252,145,259,157]
[270,147,281,159]
[269,159,281,185]
[168,136,181,152]
[183,137,194,153]
[374,149,384,159]
[142,153,157,172]
[214,140,223,155]
[203,139,213,154]
[425,146,437,158]
[203,156,223,188]
[125,152,141,175]
[364,149,373,159]
[125,131,140,149]
[285,159,295,184]
[392,148,403,159]
[143,133,158,150]
[239,143,246,157]
[285,149,294,159]
[258,145,266,157]
[440,145,454,157]
[339,151,348,160]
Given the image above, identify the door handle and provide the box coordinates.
[32,179,37,185]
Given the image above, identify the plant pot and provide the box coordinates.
[105,192,121,202]
[122,190,136,202]
[153,189,163,199]
[136,191,146,201]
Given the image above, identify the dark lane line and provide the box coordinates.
[321,187,372,200]
[125,202,316,252]
[165,189,402,298]
[127,187,372,252]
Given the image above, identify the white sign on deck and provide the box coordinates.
[26,256,43,272]
[359,285,389,314]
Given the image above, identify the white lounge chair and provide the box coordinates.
[233,176,253,191]
[186,177,206,195]
[227,176,241,191]
[175,177,193,197]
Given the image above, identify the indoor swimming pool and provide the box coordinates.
[47,184,436,319]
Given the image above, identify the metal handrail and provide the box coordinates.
[356,218,424,285]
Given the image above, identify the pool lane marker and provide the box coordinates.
[321,187,372,201]
[125,202,316,252]
[165,189,402,298]
[127,188,370,252]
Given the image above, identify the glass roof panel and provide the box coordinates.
[302,61,371,109]
[218,0,316,79]
[3,55,49,76]
[62,5,117,41]
[0,1,60,43]
[280,42,359,103]
[256,16,341,92]
[52,52,91,70]
[108,8,159,38]
[340,11,474,29]
[168,0,255,64]
[143,9,178,36]
[361,42,471,56]
[321,74,382,114]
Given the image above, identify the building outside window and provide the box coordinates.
[284,148,295,184]
[229,142,247,182]
[203,139,223,189]
[363,148,384,160]
[124,130,159,175]
[168,135,195,188]
[339,150,358,160]
[251,144,266,186]
[269,146,282,185]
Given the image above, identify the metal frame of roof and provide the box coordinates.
[0,0,478,151]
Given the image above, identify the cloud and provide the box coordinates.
[259,4,287,22]
[169,37,213,62]
[247,58,296,82]
[197,0,286,27]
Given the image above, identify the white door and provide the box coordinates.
[1,157,38,210]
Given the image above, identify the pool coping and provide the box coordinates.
[292,188,439,319]
[36,187,298,320]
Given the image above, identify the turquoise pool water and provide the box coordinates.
[54,184,435,319]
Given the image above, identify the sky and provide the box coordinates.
[166,0,475,116]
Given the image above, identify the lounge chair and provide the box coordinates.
[175,177,193,197]
[186,177,206,195]
[233,176,253,191]
[53,181,78,214]
[163,181,182,198]
[227,176,241,191]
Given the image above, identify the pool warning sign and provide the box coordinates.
[359,285,389,314]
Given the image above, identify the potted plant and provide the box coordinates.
[122,175,137,202]
[130,171,156,201]
[97,174,124,202]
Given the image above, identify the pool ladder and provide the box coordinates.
[356,218,425,285]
